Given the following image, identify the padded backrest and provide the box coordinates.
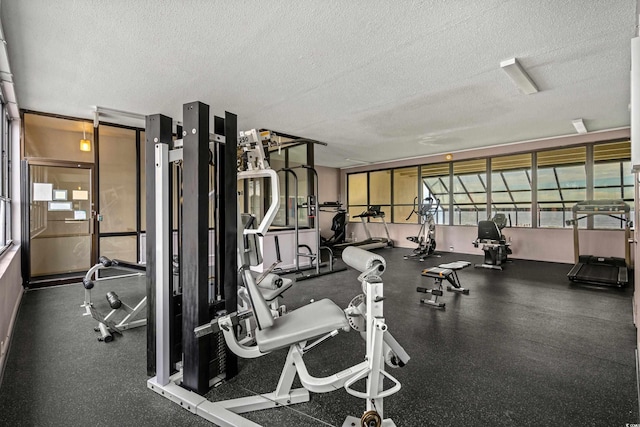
[242,269,274,330]
[477,220,501,241]
[240,213,262,266]
[491,213,508,230]
[238,211,273,330]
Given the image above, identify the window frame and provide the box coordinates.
[345,139,631,230]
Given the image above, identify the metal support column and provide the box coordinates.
[222,112,238,378]
[145,114,173,376]
[181,102,211,394]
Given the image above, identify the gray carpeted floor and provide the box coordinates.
[0,248,637,426]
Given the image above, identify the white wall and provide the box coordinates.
[348,221,629,264]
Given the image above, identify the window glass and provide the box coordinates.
[393,167,418,224]
[368,170,391,224]
[0,104,9,248]
[348,173,368,222]
[24,113,94,163]
[288,144,309,227]
[263,140,315,229]
[369,170,391,206]
[99,125,137,233]
[422,163,449,225]
[491,153,532,227]
[537,147,586,228]
[452,159,486,225]
[140,131,146,231]
[100,236,137,263]
[593,141,633,229]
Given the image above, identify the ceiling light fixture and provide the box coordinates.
[571,118,588,134]
[80,122,91,152]
[344,158,369,165]
[500,58,539,95]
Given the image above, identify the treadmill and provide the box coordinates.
[566,199,631,287]
[331,205,393,252]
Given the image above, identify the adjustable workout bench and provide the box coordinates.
[417,261,470,308]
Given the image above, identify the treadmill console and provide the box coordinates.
[571,199,630,213]
[355,206,385,218]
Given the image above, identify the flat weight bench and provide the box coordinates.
[417,261,471,308]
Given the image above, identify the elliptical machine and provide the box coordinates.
[404,196,439,261]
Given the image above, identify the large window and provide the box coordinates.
[347,170,392,223]
[346,140,631,230]
[0,100,11,252]
[537,147,586,228]
[452,159,487,225]
[421,163,450,225]
[491,154,532,227]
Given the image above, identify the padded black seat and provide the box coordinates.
[255,298,348,352]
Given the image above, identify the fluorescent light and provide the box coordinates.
[571,118,588,134]
[500,58,539,95]
[344,158,369,165]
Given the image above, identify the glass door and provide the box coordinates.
[24,160,95,286]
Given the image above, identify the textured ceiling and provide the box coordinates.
[1,0,636,167]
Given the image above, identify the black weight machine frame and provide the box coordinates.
[145,103,237,393]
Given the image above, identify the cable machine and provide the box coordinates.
[566,199,632,287]
[145,102,408,427]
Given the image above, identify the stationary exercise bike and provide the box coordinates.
[473,213,512,270]
[404,196,439,261]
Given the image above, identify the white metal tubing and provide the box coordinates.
[238,168,280,237]
[155,143,171,386]
[219,317,265,359]
[360,214,372,240]
[290,347,369,393]
[274,349,299,399]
